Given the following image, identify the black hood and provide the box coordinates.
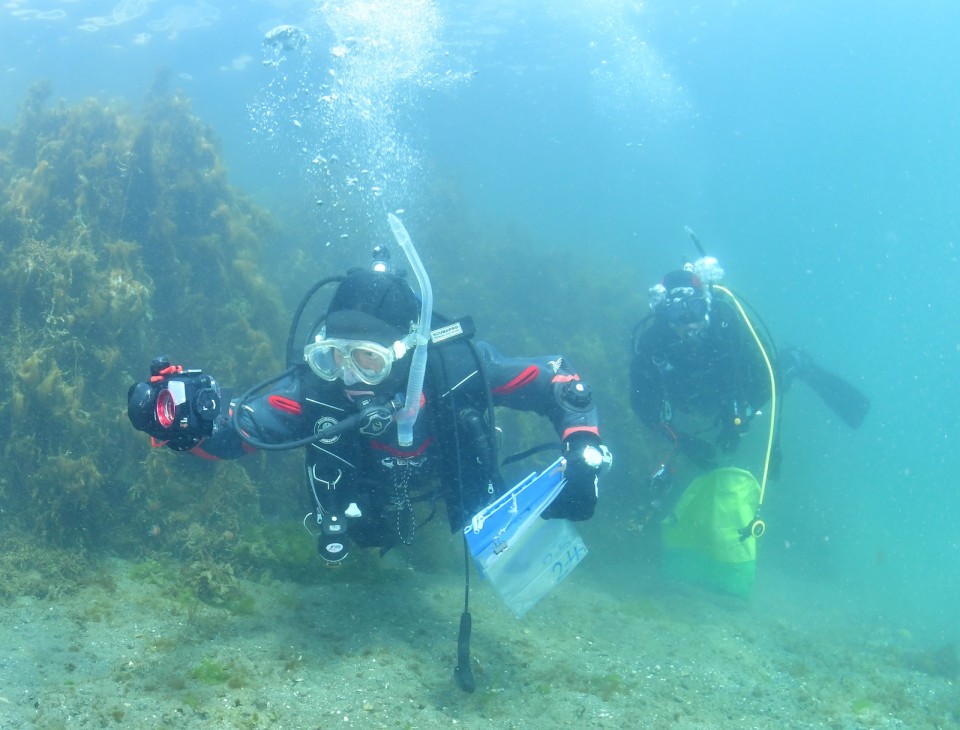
[325,270,420,344]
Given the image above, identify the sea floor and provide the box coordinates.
[0,538,956,729]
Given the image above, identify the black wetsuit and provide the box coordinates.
[630,296,771,464]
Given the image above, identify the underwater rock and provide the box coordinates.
[0,81,285,559]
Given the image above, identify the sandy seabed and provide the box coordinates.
[0,542,956,730]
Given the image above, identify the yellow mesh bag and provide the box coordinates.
[661,467,761,598]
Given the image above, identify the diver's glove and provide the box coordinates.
[543,432,612,521]
[676,432,718,470]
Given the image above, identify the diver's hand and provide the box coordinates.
[543,433,610,521]
[676,432,717,470]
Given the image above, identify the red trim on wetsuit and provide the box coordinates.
[561,425,600,441]
[493,365,540,395]
[370,436,434,459]
[268,395,302,415]
[187,444,221,460]
[551,373,580,384]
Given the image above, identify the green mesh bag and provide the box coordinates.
[661,467,761,599]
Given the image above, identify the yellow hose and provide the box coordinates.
[711,285,777,507]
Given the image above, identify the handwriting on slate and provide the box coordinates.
[550,540,587,583]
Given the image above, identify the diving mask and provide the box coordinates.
[661,288,710,326]
[304,335,411,385]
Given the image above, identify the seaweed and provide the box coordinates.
[0,79,285,571]
[190,657,231,685]
[904,641,959,680]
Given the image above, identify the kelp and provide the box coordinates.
[0,79,287,574]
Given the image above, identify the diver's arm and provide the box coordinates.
[478,341,605,521]
[629,344,666,430]
[629,338,718,469]
[177,373,307,459]
[477,341,600,440]
[629,333,688,449]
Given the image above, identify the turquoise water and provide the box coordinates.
[1,1,957,726]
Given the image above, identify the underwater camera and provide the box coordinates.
[127,356,222,442]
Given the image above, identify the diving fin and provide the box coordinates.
[792,354,870,429]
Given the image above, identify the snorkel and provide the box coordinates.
[387,213,432,447]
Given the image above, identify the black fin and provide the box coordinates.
[798,360,870,429]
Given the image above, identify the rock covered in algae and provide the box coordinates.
[0,78,289,567]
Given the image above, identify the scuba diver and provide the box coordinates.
[127,217,610,567]
[630,251,870,511]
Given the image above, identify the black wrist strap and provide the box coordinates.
[166,437,202,452]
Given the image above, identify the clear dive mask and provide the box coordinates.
[659,287,710,326]
[304,334,413,385]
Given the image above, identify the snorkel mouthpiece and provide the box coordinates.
[387,213,432,447]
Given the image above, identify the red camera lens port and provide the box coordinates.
[155,388,176,429]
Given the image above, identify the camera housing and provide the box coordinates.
[127,356,222,443]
